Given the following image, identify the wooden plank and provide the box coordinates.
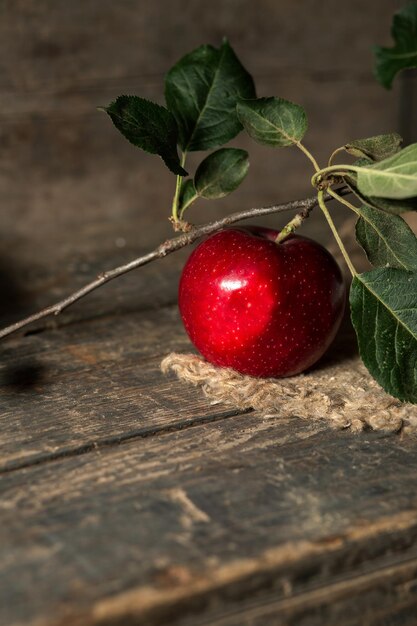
[0,78,400,242]
[0,304,254,470]
[0,0,401,92]
[1,414,417,626]
[0,290,367,471]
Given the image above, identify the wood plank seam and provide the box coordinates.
[0,408,252,476]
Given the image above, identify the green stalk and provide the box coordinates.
[275,141,320,241]
[327,188,361,215]
[171,152,188,223]
[327,146,346,166]
[312,163,358,188]
[317,190,357,277]
[295,141,320,172]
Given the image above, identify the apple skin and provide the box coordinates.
[178,226,346,378]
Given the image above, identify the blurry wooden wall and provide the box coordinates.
[0,0,408,318]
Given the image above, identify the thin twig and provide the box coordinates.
[0,189,349,341]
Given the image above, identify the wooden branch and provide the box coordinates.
[0,190,348,340]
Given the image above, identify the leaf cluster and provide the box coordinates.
[336,139,417,403]
[102,39,255,219]
[320,133,417,403]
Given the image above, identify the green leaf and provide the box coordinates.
[194,148,249,199]
[344,133,402,162]
[350,268,417,403]
[178,179,198,214]
[367,195,417,214]
[374,2,417,89]
[236,97,307,147]
[165,40,256,152]
[344,175,417,215]
[356,143,417,199]
[355,204,417,270]
[103,96,187,176]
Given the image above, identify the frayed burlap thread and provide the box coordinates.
[161,349,417,433]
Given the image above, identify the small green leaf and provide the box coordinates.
[179,179,198,214]
[103,96,187,176]
[350,268,417,403]
[344,133,402,162]
[355,204,417,270]
[165,40,256,152]
[356,144,417,199]
[194,148,249,199]
[237,97,307,147]
[374,2,417,89]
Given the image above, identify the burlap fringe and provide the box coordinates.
[161,352,417,433]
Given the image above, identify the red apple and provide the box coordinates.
[178,226,346,377]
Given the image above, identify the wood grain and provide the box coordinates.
[1,413,417,626]
[0,304,254,470]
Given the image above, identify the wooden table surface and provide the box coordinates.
[0,2,415,621]
[1,200,417,626]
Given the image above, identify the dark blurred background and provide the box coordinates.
[0,0,413,322]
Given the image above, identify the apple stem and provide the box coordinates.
[275,204,314,243]
[317,190,357,277]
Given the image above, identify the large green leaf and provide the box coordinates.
[350,268,417,403]
[194,148,249,199]
[364,194,417,214]
[236,97,307,147]
[343,133,402,162]
[165,40,255,152]
[356,144,417,199]
[355,204,417,270]
[343,174,417,215]
[103,95,187,175]
[374,2,417,89]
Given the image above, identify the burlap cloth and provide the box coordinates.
[161,315,417,434]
